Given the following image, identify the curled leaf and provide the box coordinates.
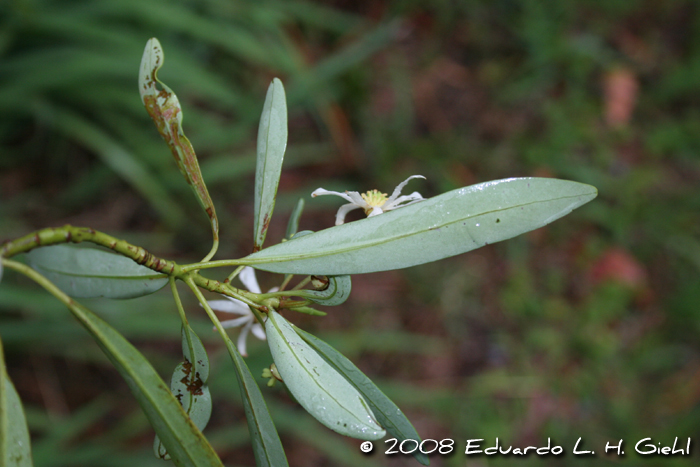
[265,311,385,440]
[139,38,219,258]
[293,275,352,306]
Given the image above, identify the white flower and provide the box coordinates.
[311,175,426,225]
[206,267,276,357]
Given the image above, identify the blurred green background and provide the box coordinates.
[2,0,700,465]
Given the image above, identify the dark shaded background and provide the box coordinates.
[2,0,700,465]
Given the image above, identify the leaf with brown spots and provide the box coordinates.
[139,38,219,259]
[154,325,212,460]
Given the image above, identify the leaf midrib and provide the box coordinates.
[247,192,591,263]
[34,264,167,280]
[255,81,282,247]
[225,338,286,467]
[270,313,369,427]
[76,305,214,467]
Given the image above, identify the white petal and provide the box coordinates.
[367,206,384,217]
[206,299,249,315]
[311,188,356,204]
[386,175,426,204]
[250,323,266,340]
[239,266,261,294]
[221,315,253,328]
[345,191,367,206]
[335,203,363,225]
[237,322,252,356]
[383,191,424,210]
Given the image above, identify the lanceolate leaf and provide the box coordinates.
[0,336,33,467]
[296,328,429,466]
[220,334,289,467]
[27,245,167,299]
[285,198,305,240]
[253,78,288,252]
[243,178,598,275]
[266,311,385,440]
[139,38,219,257]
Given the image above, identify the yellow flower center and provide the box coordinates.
[361,189,388,207]
[360,189,388,215]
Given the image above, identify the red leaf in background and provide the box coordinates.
[603,67,639,128]
[589,247,647,289]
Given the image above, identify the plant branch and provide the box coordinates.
[1,226,180,274]
[0,225,267,311]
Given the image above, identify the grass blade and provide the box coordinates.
[32,102,184,228]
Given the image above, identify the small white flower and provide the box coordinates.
[311,175,426,225]
[206,267,276,357]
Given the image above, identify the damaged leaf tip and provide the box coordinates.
[139,38,163,104]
